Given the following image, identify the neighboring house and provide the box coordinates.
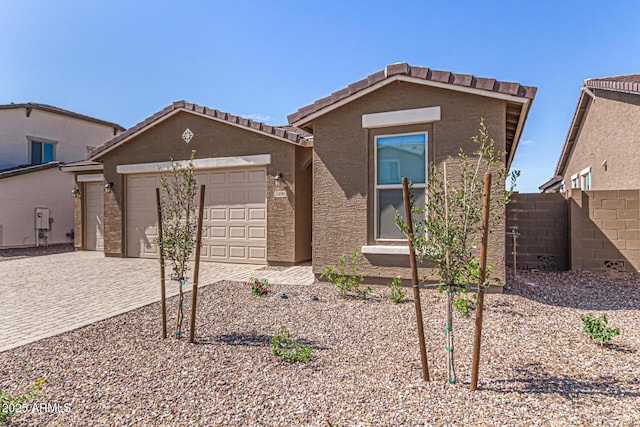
[540,75,640,193]
[0,103,124,248]
[74,102,313,264]
[533,75,640,273]
[287,63,536,284]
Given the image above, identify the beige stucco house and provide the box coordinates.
[288,63,536,285]
[73,102,313,264]
[0,103,123,248]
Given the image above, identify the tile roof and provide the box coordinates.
[89,101,309,160]
[0,162,62,180]
[584,74,640,94]
[287,63,537,125]
[0,102,125,133]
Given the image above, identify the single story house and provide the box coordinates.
[71,102,313,265]
[70,63,536,286]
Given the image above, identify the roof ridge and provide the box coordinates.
[0,102,125,131]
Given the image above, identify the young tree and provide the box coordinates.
[397,118,518,384]
[157,150,199,338]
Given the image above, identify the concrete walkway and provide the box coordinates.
[0,252,314,352]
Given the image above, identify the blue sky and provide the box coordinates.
[2,1,639,192]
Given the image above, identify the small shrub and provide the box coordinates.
[250,278,269,296]
[270,326,314,362]
[582,314,620,345]
[0,378,46,424]
[321,249,372,298]
[388,278,406,303]
[452,297,473,316]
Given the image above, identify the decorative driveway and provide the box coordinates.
[0,251,313,352]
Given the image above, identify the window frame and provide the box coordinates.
[374,131,428,242]
[27,136,57,165]
[580,167,591,191]
[570,173,579,189]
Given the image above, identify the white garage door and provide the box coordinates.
[126,167,267,264]
[85,182,104,251]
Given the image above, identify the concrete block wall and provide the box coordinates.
[506,193,568,270]
[570,189,639,272]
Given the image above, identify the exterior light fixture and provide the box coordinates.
[104,182,113,193]
[71,187,81,198]
[274,172,283,187]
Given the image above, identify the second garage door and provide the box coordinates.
[126,167,267,264]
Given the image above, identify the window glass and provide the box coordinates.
[377,189,425,239]
[43,143,54,163]
[377,134,426,185]
[31,141,42,164]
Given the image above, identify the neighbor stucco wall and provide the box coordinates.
[98,111,310,265]
[312,80,507,285]
[0,108,117,170]
[0,168,75,247]
[561,90,640,191]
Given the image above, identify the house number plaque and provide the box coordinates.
[274,190,287,198]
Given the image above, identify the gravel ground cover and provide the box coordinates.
[1,270,638,426]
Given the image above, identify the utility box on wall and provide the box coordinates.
[35,207,50,230]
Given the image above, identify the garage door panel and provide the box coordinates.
[128,167,266,263]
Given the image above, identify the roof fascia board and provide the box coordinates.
[506,99,532,170]
[292,75,529,129]
[554,92,592,176]
[60,164,104,172]
[116,154,271,175]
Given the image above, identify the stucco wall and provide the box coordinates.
[0,168,75,247]
[312,81,508,285]
[0,108,117,169]
[97,111,310,264]
[561,90,640,191]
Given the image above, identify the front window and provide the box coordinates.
[375,133,427,239]
[30,140,55,164]
[571,174,579,189]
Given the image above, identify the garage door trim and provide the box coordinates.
[117,154,271,175]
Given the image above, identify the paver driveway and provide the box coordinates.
[0,251,313,352]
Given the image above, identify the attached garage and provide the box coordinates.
[86,101,312,266]
[125,165,267,263]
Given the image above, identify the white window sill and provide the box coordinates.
[361,245,409,255]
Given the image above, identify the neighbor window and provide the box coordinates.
[580,167,591,190]
[560,181,565,193]
[571,174,579,189]
[30,140,55,164]
[375,133,427,239]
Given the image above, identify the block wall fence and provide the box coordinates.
[506,190,640,273]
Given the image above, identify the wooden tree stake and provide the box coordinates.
[156,188,167,339]
[471,173,492,390]
[189,184,206,343]
[402,177,430,382]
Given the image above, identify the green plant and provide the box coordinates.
[395,118,518,384]
[0,378,46,424]
[270,326,314,362]
[250,277,269,296]
[155,150,199,338]
[388,278,406,303]
[321,249,372,298]
[582,314,620,345]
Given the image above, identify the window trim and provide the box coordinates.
[580,167,591,190]
[570,173,579,189]
[374,131,428,242]
[27,136,57,165]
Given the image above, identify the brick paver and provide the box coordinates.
[0,252,313,352]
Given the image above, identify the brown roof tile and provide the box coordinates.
[287,63,537,125]
[89,101,308,160]
[584,74,640,94]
